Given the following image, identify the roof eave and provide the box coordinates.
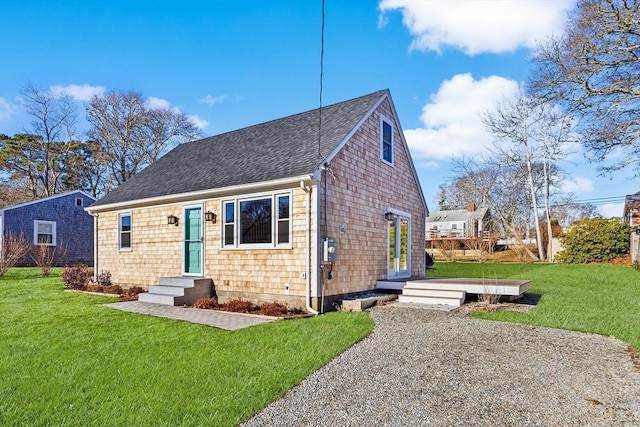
[86,174,315,213]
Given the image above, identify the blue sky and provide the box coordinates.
[0,0,636,216]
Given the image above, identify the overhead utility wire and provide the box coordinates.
[317,0,325,158]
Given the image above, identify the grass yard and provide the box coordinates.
[0,268,374,426]
[431,262,640,351]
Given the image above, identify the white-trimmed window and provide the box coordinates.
[34,220,56,246]
[75,198,83,206]
[381,117,393,164]
[223,201,235,246]
[119,213,131,250]
[223,192,291,248]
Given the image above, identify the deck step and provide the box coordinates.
[140,277,213,306]
[401,287,465,299]
[398,295,464,307]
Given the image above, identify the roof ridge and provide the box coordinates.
[194,89,388,143]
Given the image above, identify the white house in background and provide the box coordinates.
[623,192,640,227]
[426,203,490,240]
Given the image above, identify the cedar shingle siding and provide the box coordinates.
[88,90,427,309]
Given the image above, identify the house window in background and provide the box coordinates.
[34,220,56,245]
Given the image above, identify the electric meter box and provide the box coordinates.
[323,238,338,263]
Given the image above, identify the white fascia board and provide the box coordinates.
[85,174,315,213]
[316,91,387,173]
[3,190,96,212]
[315,90,429,214]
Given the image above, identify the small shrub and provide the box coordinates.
[0,233,30,276]
[192,297,219,309]
[120,286,146,302]
[218,299,257,313]
[425,251,434,269]
[102,284,122,294]
[61,264,92,290]
[255,302,290,316]
[31,242,66,276]
[96,270,112,286]
[86,283,104,293]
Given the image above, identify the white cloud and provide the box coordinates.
[379,0,574,55]
[599,203,624,218]
[146,96,172,110]
[404,73,520,160]
[0,97,14,121]
[188,114,209,130]
[561,176,594,193]
[200,94,227,106]
[49,84,105,101]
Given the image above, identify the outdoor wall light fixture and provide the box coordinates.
[384,212,396,221]
[167,215,179,226]
[205,211,217,223]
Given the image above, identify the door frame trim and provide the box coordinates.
[183,204,204,276]
[386,207,411,279]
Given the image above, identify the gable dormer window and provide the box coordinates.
[381,117,393,164]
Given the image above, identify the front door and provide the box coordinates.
[388,213,411,279]
[184,206,203,275]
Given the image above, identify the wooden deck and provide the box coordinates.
[377,277,532,307]
[377,277,531,295]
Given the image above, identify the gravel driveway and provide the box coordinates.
[243,305,640,426]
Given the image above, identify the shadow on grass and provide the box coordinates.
[1,268,52,280]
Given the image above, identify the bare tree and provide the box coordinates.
[86,90,202,185]
[448,159,539,261]
[531,0,640,176]
[482,92,575,261]
[17,83,79,196]
[551,196,600,227]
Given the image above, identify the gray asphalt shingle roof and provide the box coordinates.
[426,207,489,223]
[92,90,387,208]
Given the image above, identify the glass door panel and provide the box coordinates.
[184,207,202,275]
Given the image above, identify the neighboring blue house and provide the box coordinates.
[0,190,96,265]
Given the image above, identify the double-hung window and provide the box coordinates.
[381,117,393,164]
[223,193,291,248]
[34,220,56,245]
[119,213,131,250]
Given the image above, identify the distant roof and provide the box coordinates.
[626,191,640,202]
[0,190,96,213]
[426,207,489,223]
[91,90,389,208]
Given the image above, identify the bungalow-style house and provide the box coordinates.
[426,203,489,240]
[86,90,428,312]
[623,192,640,226]
[0,190,96,265]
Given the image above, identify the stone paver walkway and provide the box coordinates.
[105,301,277,330]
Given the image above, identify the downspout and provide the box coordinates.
[90,213,98,282]
[301,181,319,315]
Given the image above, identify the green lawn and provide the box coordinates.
[0,268,374,426]
[431,262,640,351]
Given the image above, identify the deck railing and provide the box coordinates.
[427,230,491,241]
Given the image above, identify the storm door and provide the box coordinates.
[183,206,203,275]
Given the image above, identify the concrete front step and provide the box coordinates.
[138,292,178,305]
[139,277,213,306]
